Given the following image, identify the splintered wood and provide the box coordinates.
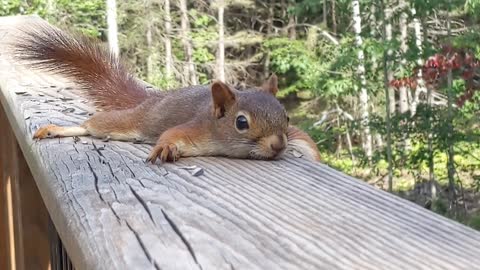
[2,16,480,270]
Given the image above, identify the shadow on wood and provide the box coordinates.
[0,91,51,270]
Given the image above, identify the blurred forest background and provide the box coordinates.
[2,0,480,229]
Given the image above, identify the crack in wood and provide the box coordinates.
[107,203,122,225]
[87,160,105,203]
[104,159,121,184]
[129,186,156,225]
[91,141,105,157]
[120,155,137,178]
[161,209,202,270]
[125,221,162,270]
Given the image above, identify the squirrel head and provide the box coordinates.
[210,75,289,160]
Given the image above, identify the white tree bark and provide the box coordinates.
[398,2,408,114]
[385,8,395,114]
[370,4,378,71]
[264,0,274,78]
[146,1,153,82]
[410,7,427,116]
[382,1,394,192]
[106,0,119,56]
[179,0,198,85]
[164,0,173,79]
[352,0,372,160]
[217,0,226,82]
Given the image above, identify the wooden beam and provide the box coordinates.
[0,98,23,270]
[16,140,51,270]
[0,106,9,270]
[1,83,51,270]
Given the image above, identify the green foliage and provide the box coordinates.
[0,0,105,37]
[465,0,480,16]
[52,0,105,37]
[467,214,480,230]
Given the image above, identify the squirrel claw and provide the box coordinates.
[147,143,179,163]
[33,124,58,140]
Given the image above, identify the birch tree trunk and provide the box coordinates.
[146,1,153,82]
[164,0,173,79]
[370,4,377,71]
[385,7,395,114]
[398,2,409,114]
[445,1,457,214]
[264,0,274,78]
[217,0,226,82]
[423,19,436,198]
[382,1,394,192]
[410,7,426,116]
[106,0,119,55]
[352,0,372,160]
[398,1,410,151]
[179,0,198,85]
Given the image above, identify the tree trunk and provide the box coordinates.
[423,19,436,198]
[381,0,394,191]
[445,2,457,214]
[398,3,409,114]
[264,0,274,78]
[370,4,377,70]
[332,0,337,34]
[331,0,337,35]
[145,1,153,82]
[106,0,119,55]
[323,0,327,26]
[179,0,198,85]
[164,0,173,80]
[288,14,296,39]
[352,0,372,161]
[384,9,395,114]
[410,7,426,116]
[345,127,355,164]
[398,2,410,152]
[217,0,226,82]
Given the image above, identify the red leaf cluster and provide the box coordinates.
[388,47,480,107]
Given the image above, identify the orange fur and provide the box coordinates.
[16,24,303,163]
[146,123,209,163]
[287,126,321,161]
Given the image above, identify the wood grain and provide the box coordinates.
[1,16,480,270]
[0,103,14,270]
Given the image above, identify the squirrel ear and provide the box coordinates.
[261,74,278,96]
[211,81,236,118]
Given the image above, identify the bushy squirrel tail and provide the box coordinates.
[12,23,148,111]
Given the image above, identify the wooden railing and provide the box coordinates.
[1,16,480,270]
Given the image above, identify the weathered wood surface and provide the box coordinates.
[2,16,480,270]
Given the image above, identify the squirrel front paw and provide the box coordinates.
[33,124,59,140]
[146,142,180,163]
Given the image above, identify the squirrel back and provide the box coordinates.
[12,23,148,111]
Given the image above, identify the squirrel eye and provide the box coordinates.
[235,115,249,131]
[287,116,290,123]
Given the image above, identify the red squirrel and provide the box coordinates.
[12,24,320,163]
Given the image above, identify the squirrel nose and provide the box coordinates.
[269,135,286,153]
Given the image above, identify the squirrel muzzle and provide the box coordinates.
[252,133,288,160]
